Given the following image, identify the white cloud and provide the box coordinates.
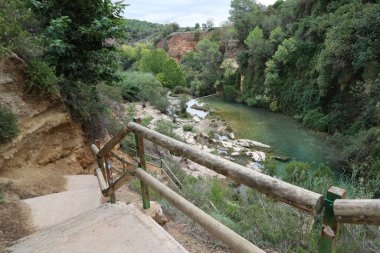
[122,0,277,27]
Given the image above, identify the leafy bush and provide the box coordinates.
[25,59,59,97]
[302,109,328,131]
[156,119,181,140]
[182,124,193,132]
[173,85,190,95]
[0,106,19,144]
[119,71,169,112]
[97,83,123,103]
[180,95,190,114]
[223,85,237,101]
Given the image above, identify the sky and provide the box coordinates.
[122,0,277,27]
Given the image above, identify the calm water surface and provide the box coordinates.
[202,96,332,164]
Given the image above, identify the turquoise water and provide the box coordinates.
[202,96,332,164]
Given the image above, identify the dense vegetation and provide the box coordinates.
[1,0,379,251]
[178,0,380,183]
[0,106,19,144]
[124,19,163,43]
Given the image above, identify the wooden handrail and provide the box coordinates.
[97,125,130,158]
[334,199,380,225]
[127,122,324,216]
[135,168,265,253]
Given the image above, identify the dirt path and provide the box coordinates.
[0,202,33,252]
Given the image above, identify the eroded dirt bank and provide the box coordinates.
[0,55,94,249]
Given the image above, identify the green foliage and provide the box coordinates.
[229,0,265,42]
[182,124,193,132]
[97,83,123,103]
[124,19,163,43]
[25,59,59,97]
[329,128,380,181]
[156,119,181,140]
[162,158,379,252]
[0,106,19,144]
[30,0,127,138]
[182,39,222,96]
[0,0,42,58]
[269,26,285,47]
[119,71,169,112]
[137,48,185,89]
[179,95,190,114]
[153,23,180,45]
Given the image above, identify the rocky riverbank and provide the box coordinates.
[131,95,272,177]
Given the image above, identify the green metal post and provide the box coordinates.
[319,186,346,253]
[133,117,150,209]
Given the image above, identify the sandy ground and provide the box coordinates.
[114,184,229,253]
[0,202,33,252]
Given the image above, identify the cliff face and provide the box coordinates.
[156,31,207,61]
[0,55,93,201]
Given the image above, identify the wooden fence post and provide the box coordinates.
[95,140,107,182]
[105,153,116,203]
[319,186,346,253]
[133,117,150,209]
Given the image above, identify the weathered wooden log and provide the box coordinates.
[135,168,265,253]
[334,199,380,225]
[102,171,134,197]
[95,167,107,192]
[127,122,324,216]
[97,125,130,158]
[91,144,100,156]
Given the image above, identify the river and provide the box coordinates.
[200,96,332,165]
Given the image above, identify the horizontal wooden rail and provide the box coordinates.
[98,126,130,158]
[127,122,324,216]
[95,167,134,197]
[334,199,380,225]
[135,168,264,253]
[95,167,107,191]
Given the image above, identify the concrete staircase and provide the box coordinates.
[8,175,188,253]
[22,175,104,230]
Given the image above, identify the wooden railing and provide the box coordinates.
[91,118,380,253]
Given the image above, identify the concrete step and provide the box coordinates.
[8,203,188,253]
[22,175,103,230]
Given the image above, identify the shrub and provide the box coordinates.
[302,109,327,131]
[0,105,19,143]
[173,85,190,94]
[25,59,59,97]
[156,119,181,140]
[182,124,193,132]
[180,95,190,114]
[119,71,169,112]
[97,83,123,103]
[223,85,237,101]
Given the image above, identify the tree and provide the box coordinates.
[229,0,265,42]
[0,0,42,58]
[32,0,126,137]
[137,48,185,89]
[182,39,223,96]
[195,23,200,29]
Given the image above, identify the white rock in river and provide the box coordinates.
[234,139,270,149]
[246,151,266,162]
[230,133,235,139]
[231,152,240,156]
[193,116,201,123]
